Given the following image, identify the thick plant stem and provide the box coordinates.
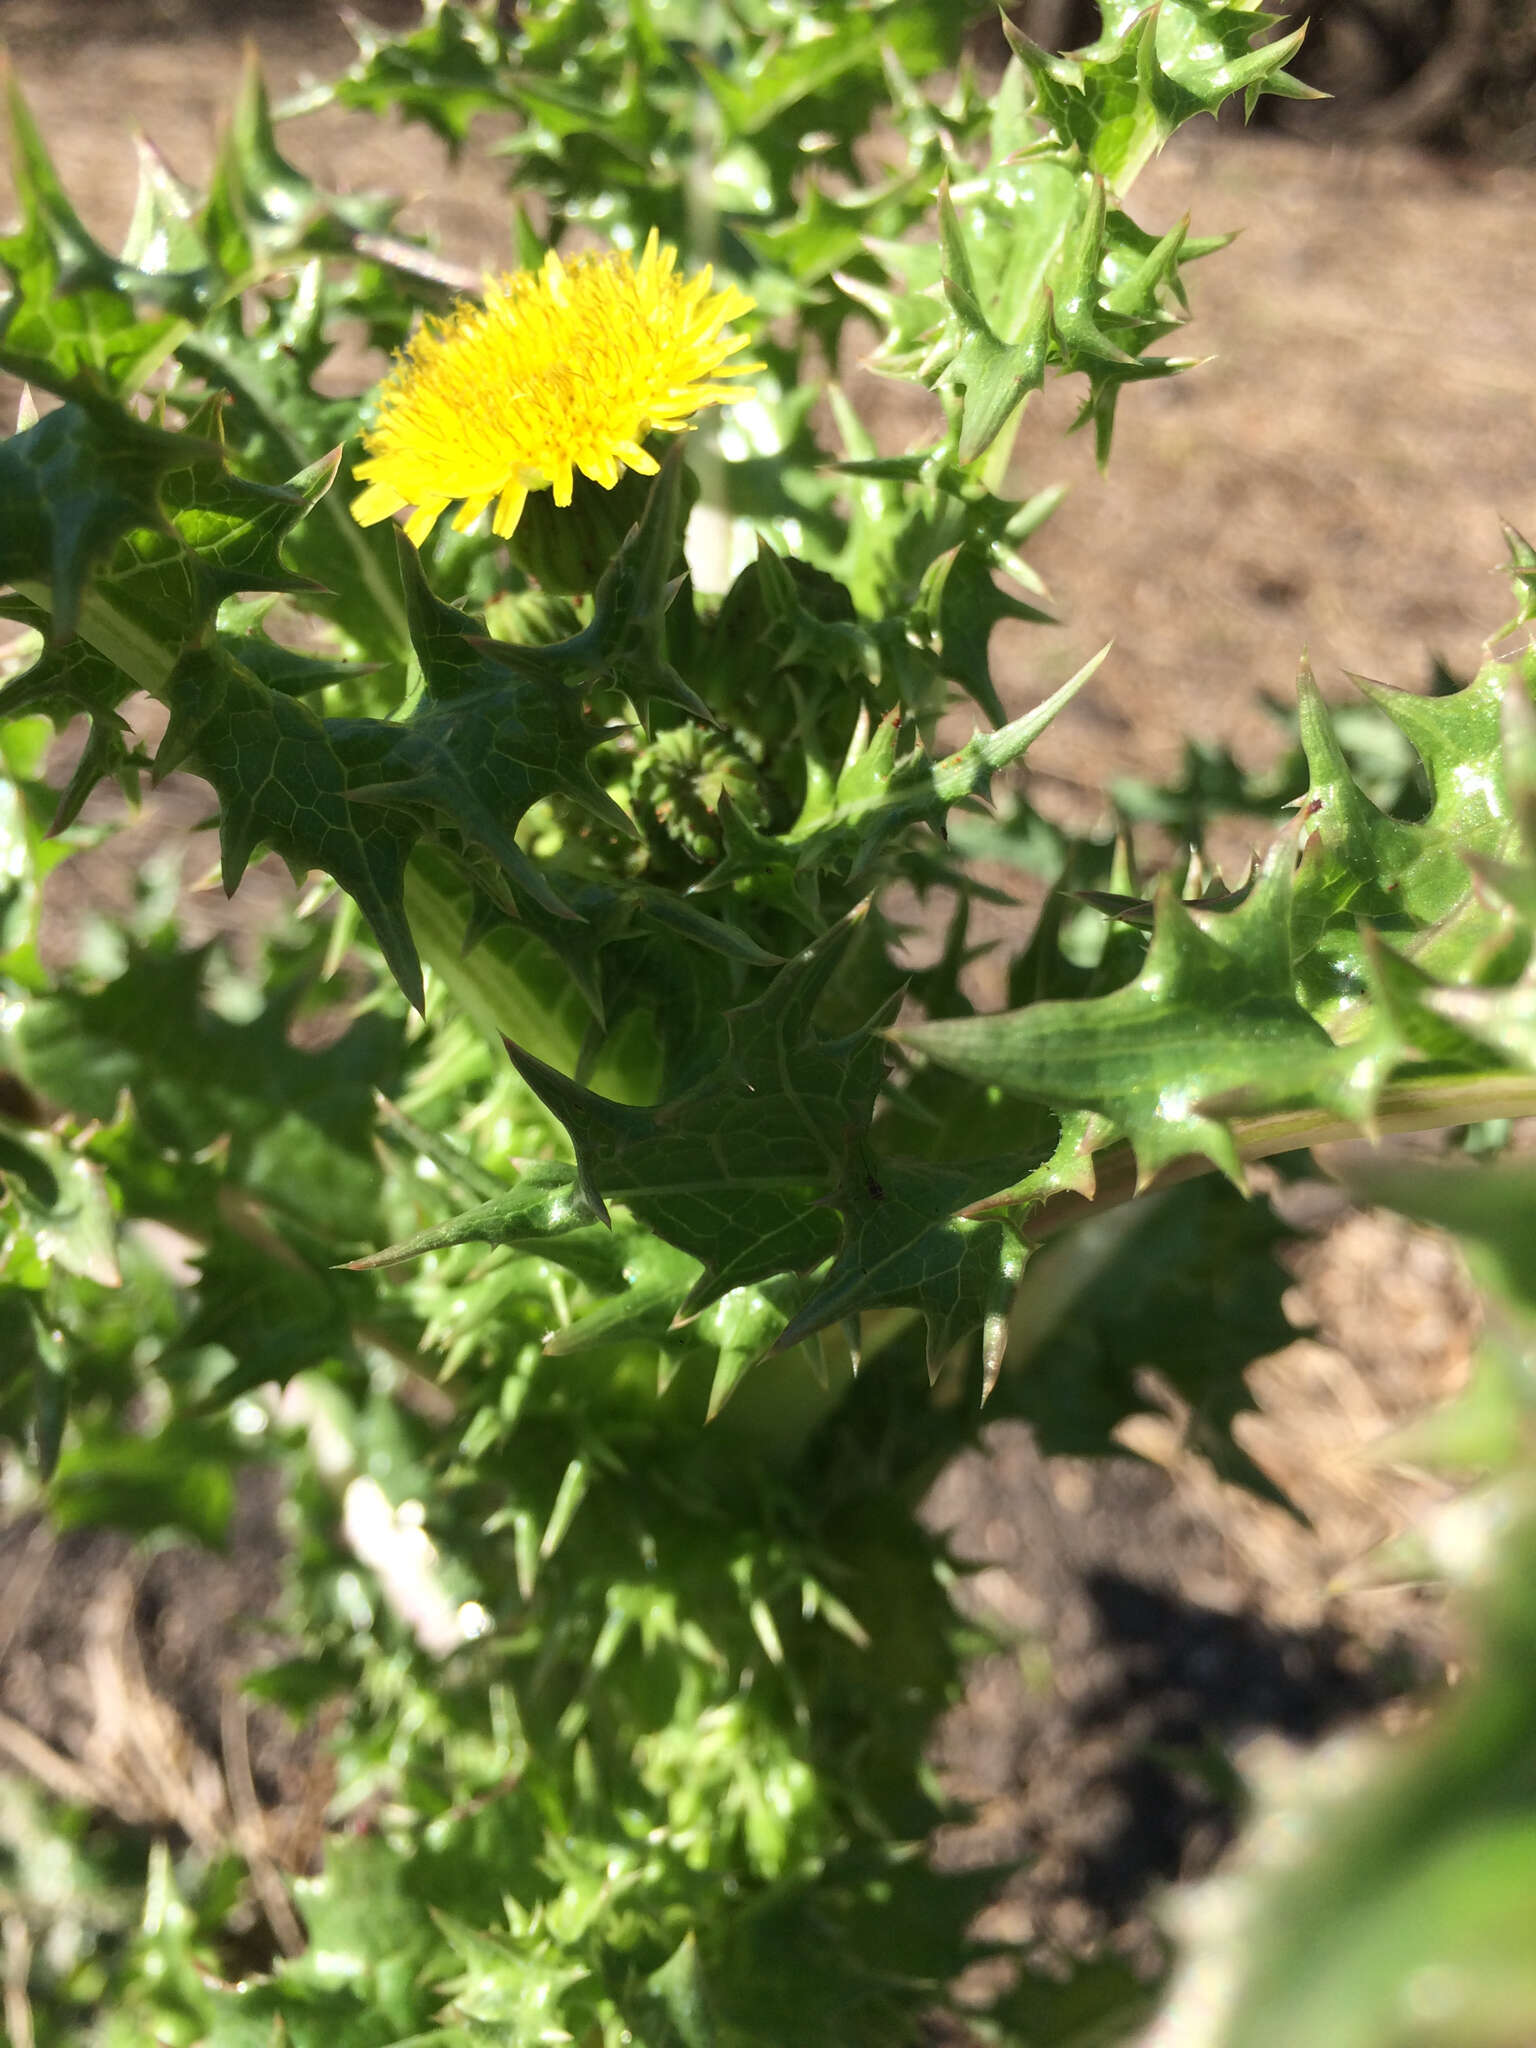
[980,1071,1536,1239]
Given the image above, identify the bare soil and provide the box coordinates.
[2,0,1531,2000]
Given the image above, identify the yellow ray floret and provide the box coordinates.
[351,229,759,547]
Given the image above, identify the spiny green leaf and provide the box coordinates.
[1056,3,1320,150]
[1297,660,1515,929]
[1293,657,1529,1019]
[899,840,1389,1193]
[1427,686,1536,1059]
[282,1835,444,2033]
[155,644,425,1008]
[215,624,372,701]
[175,1234,357,1402]
[0,396,205,638]
[305,0,520,153]
[697,1277,804,1420]
[0,1121,120,1287]
[927,538,1054,723]
[120,131,208,278]
[343,1163,599,1272]
[0,620,145,831]
[176,276,412,662]
[645,1932,716,2048]
[541,1228,703,1354]
[775,1153,1033,1392]
[505,912,885,1313]
[3,419,356,834]
[345,534,631,914]
[849,0,1286,473]
[1497,522,1536,639]
[3,47,396,408]
[740,165,932,294]
[695,654,1100,912]
[164,423,341,605]
[938,183,1054,466]
[11,935,403,1241]
[200,48,396,279]
[1359,925,1517,1071]
[479,444,710,730]
[0,1287,65,1475]
[0,62,190,393]
[431,1909,589,2033]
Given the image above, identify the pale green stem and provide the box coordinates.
[985,1071,1536,1241]
[11,581,175,695]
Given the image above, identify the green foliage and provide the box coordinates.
[2,4,1535,2047]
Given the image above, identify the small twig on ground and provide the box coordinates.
[0,1708,98,1806]
[221,1689,307,1958]
[3,1912,34,2048]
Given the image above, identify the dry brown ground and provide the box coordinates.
[2,0,1532,1993]
[1014,131,1536,816]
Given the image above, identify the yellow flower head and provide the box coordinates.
[351,229,758,547]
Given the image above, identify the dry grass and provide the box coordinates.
[0,1522,330,1956]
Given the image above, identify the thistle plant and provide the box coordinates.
[2,4,1535,2046]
